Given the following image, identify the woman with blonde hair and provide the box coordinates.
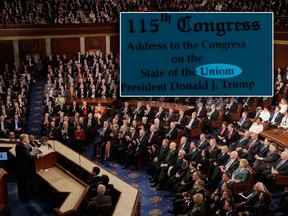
[229,159,249,183]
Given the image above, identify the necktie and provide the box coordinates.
[225,159,233,170]
[148,133,153,142]
[197,107,201,116]
[83,107,87,115]
[247,140,255,151]
[276,160,285,170]
[228,131,232,139]
[188,118,194,127]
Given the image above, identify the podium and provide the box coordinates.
[35,146,57,170]
[0,168,8,212]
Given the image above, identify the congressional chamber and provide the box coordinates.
[1,0,288,216]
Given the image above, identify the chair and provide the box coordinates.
[273,174,288,189]
[171,129,182,144]
[210,111,224,131]
[229,104,243,122]
[87,201,112,216]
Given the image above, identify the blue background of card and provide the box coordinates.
[120,12,273,96]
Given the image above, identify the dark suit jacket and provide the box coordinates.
[208,109,220,120]
[136,136,148,153]
[197,140,209,150]
[247,139,261,162]
[178,141,190,153]
[185,117,200,129]
[269,112,284,125]
[209,146,221,160]
[225,159,239,174]
[225,102,238,114]
[43,96,54,105]
[176,115,188,127]
[262,150,280,164]
[10,119,23,131]
[215,153,230,166]
[195,107,207,118]
[80,106,92,116]
[257,144,269,158]
[163,149,178,167]
[54,104,68,115]
[238,117,251,130]
[15,142,37,176]
[166,112,177,124]
[145,109,155,121]
[91,194,112,206]
[147,131,158,146]
[166,128,178,140]
[189,148,201,163]
[224,130,240,145]
[68,105,80,116]
[155,124,165,137]
[273,159,288,175]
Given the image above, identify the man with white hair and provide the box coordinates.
[210,151,239,189]
[261,151,288,187]
[88,184,112,214]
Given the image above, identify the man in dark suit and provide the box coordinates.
[178,136,190,153]
[175,109,188,129]
[80,101,92,116]
[195,101,207,118]
[15,134,43,201]
[197,133,209,150]
[151,142,178,187]
[148,138,169,176]
[188,141,201,163]
[221,124,240,146]
[43,100,54,116]
[261,151,288,187]
[236,111,251,131]
[0,114,9,138]
[54,101,68,116]
[132,129,148,168]
[253,142,280,174]
[183,111,200,137]
[94,121,112,158]
[203,104,219,132]
[87,167,102,185]
[165,122,179,140]
[208,138,221,160]
[10,114,23,138]
[88,184,112,215]
[240,133,261,163]
[224,97,238,121]
[144,104,155,122]
[210,151,239,188]
[42,93,54,106]
[165,107,177,125]
[236,182,265,211]
[120,101,133,120]
[147,124,158,146]
[154,118,165,142]
[132,101,144,121]
[268,106,284,128]
[229,130,251,152]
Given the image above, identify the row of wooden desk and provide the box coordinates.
[260,128,288,150]
[65,97,118,116]
[127,99,195,116]
[1,140,140,216]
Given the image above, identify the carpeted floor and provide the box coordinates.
[26,80,46,139]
